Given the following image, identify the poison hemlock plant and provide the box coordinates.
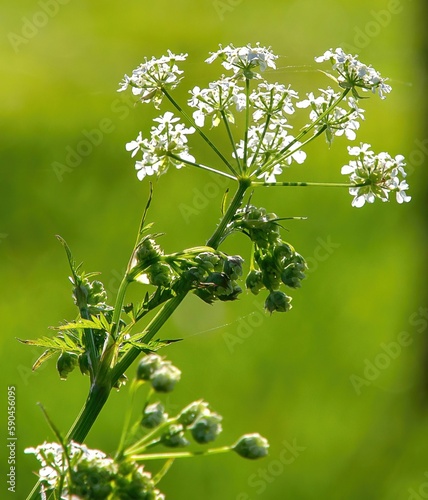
[23,44,410,499]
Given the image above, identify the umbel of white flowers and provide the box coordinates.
[118,43,410,207]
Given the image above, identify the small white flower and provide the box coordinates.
[315,48,392,99]
[118,51,187,108]
[234,123,306,182]
[188,78,245,127]
[206,43,277,79]
[297,88,365,144]
[129,112,195,181]
[250,82,299,123]
[125,131,143,157]
[341,143,411,207]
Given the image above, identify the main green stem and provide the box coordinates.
[27,181,250,500]
[206,178,250,248]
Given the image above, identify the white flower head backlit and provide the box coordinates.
[341,143,411,207]
[206,43,278,79]
[118,51,187,108]
[315,48,392,99]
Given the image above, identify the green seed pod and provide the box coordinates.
[161,424,189,448]
[190,412,223,444]
[233,433,269,459]
[178,400,210,427]
[151,363,181,392]
[136,354,162,381]
[141,402,167,429]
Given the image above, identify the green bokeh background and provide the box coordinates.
[1,1,427,499]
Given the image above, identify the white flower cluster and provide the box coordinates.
[188,78,246,127]
[205,43,277,79]
[25,441,111,489]
[315,48,392,99]
[235,123,306,182]
[118,51,187,108]
[296,87,365,144]
[250,82,299,123]
[341,143,411,207]
[126,112,195,180]
[119,45,408,204]
[25,440,166,499]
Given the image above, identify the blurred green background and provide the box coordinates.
[1,0,427,498]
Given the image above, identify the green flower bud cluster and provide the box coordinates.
[153,399,223,449]
[72,275,110,315]
[134,356,224,451]
[130,242,245,309]
[130,236,167,285]
[193,252,243,304]
[232,205,307,312]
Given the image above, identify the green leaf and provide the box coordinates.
[318,69,339,84]
[53,314,112,333]
[32,349,56,371]
[17,335,83,353]
[125,336,182,351]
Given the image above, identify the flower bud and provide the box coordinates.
[147,262,173,287]
[161,424,189,448]
[151,363,181,392]
[223,255,244,280]
[273,242,293,263]
[218,283,242,302]
[141,402,167,429]
[57,351,78,380]
[264,290,292,313]
[281,263,306,288]
[260,256,280,289]
[87,280,108,305]
[245,269,264,295]
[136,354,162,381]
[195,252,221,272]
[178,400,210,427]
[190,412,223,444]
[233,433,269,459]
[135,238,162,268]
